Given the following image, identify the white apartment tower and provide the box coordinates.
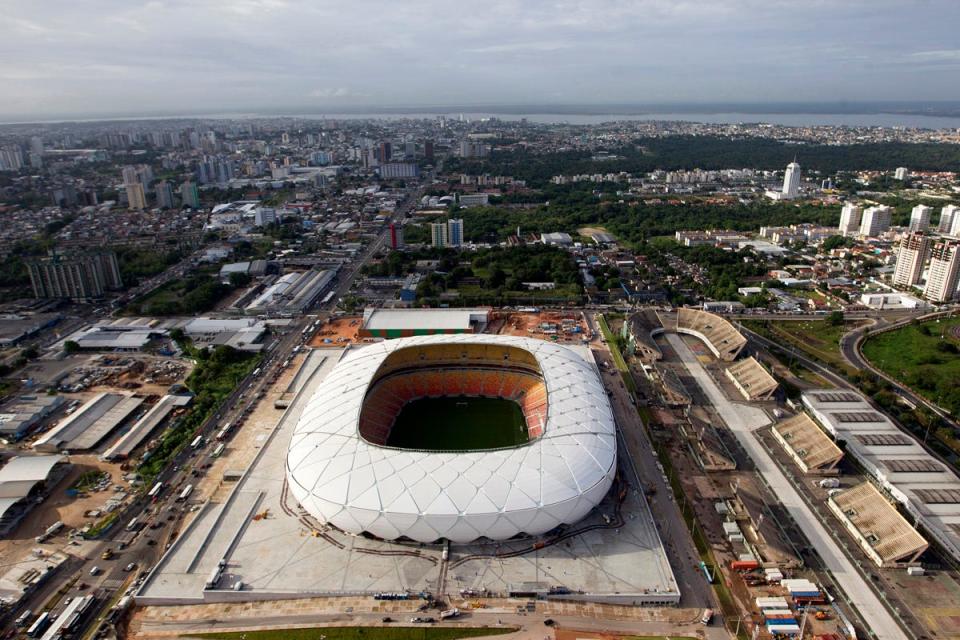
[782,161,801,199]
[909,205,932,232]
[859,205,892,237]
[894,167,909,180]
[892,232,930,288]
[937,204,959,234]
[839,203,862,237]
[924,241,960,303]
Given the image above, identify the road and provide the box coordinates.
[840,310,960,430]
[588,323,715,611]
[135,608,731,640]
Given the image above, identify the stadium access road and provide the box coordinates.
[591,345,715,611]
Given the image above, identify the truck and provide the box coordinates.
[700,609,714,625]
[101,548,114,560]
[35,520,64,543]
[439,608,460,620]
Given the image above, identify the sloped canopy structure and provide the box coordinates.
[286,334,617,543]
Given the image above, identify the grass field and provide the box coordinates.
[862,317,960,416]
[192,626,518,640]
[741,319,861,376]
[386,397,528,451]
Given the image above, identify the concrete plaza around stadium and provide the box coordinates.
[138,344,679,606]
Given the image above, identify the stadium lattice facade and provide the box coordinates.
[286,334,617,543]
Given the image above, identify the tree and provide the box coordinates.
[63,340,80,354]
[229,271,252,287]
[828,310,844,326]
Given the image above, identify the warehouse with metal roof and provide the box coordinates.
[33,392,142,453]
[359,308,490,338]
[0,455,68,536]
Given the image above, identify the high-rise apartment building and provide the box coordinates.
[430,222,449,248]
[923,241,960,303]
[859,205,892,237]
[121,165,147,210]
[377,142,392,164]
[909,204,932,232]
[27,252,123,301]
[156,181,175,209]
[782,161,801,199]
[894,167,909,180]
[838,203,862,237]
[180,181,200,209]
[892,232,930,288]
[447,218,464,247]
[937,205,958,234]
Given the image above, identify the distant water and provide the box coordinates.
[305,111,960,130]
[5,110,960,130]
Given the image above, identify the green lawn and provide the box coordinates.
[741,319,859,375]
[191,627,518,640]
[862,317,960,416]
[387,397,528,451]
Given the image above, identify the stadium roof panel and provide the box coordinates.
[286,334,617,543]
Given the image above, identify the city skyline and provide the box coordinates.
[4,0,960,120]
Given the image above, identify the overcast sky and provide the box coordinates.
[3,0,960,119]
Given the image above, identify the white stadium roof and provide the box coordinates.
[286,334,617,543]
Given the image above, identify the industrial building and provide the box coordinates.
[65,323,165,351]
[101,394,193,461]
[828,482,928,567]
[359,307,489,338]
[181,317,267,352]
[0,395,66,442]
[0,313,62,347]
[33,393,143,452]
[803,389,960,563]
[0,455,69,536]
[771,412,843,474]
[245,269,336,315]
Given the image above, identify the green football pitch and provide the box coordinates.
[386,396,529,451]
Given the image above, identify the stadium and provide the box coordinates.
[286,334,617,543]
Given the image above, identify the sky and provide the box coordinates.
[3,0,960,119]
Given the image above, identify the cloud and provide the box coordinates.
[0,0,959,118]
[308,87,363,99]
[909,49,960,61]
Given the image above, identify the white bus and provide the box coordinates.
[176,485,194,502]
[212,443,225,458]
[126,517,139,532]
[147,482,163,500]
[190,435,204,449]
